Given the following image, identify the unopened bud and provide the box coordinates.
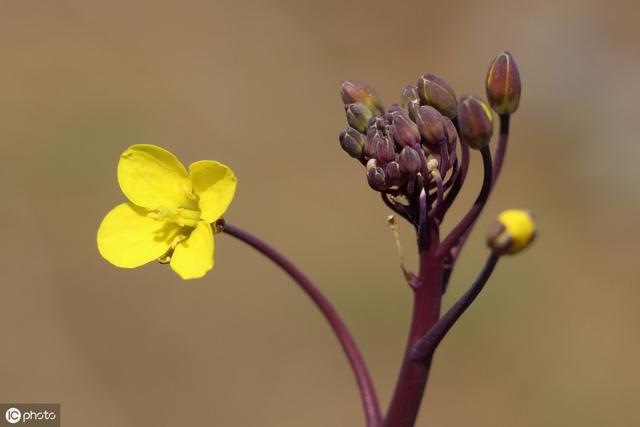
[387,103,404,115]
[376,136,397,163]
[486,209,536,255]
[385,161,403,185]
[398,146,421,175]
[417,74,458,118]
[340,80,384,115]
[339,128,365,159]
[457,96,494,149]
[443,117,458,145]
[401,85,420,120]
[367,116,388,134]
[391,114,420,147]
[416,105,447,146]
[486,51,521,114]
[366,158,378,172]
[364,132,383,158]
[367,165,387,190]
[346,103,374,133]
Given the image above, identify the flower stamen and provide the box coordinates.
[170,234,187,249]
[147,207,201,228]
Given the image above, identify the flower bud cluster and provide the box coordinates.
[337,52,523,223]
[338,78,460,193]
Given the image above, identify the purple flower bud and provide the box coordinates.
[415,105,447,146]
[367,166,387,190]
[398,146,421,175]
[486,51,521,115]
[340,80,385,115]
[385,161,403,185]
[391,114,420,147]
[346,103,373,133]
[364,132,381,158]
[376,136,396,164]
[339,127,365,159]
[443,116,458,145]
[373,116,387,132]
[387,103,404,114]
[457,95,494,150]
[417,74,458,119]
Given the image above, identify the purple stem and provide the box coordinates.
[222,222,382,427]
[438,146,493,257]
[492,115,510,184]
[383,250,443,427]
[383,197,443,427]
[411,253,499,362]
[442,114,511,286]
[428,173,444,221]
[442,142,470,217]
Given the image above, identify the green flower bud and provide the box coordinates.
[415,105,447,146]
[340,80,384,115]
[486,209,536,255]
[486,51,521,114]
[346,103,374,133]
[417,74,458,118]
[398,146,421,175]
[339,128,365,159]
[391,114,420,147]
[457,96,494,149]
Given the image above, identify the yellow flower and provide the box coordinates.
[486,209,536,255]
[97,144,237,279]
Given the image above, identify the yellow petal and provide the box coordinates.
[170,221,214,280]
[118,144,195,210]
[97,203,180,268]
[497,209,536,254]
[189,160,237,222]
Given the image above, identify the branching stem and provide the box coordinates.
[411,253,499,362]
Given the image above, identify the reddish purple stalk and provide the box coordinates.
[411,254,499,362]
[383,246,443,427]
[222,222,382,427]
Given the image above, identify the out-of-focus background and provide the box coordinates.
[1,1,639,426]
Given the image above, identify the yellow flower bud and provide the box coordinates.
[486,209,536,255]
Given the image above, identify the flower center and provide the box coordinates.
[147,207,201,227]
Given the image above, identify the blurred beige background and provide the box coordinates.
[1,0,639,426]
